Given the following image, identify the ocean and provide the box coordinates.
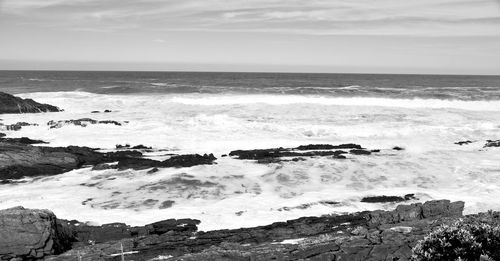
[1,70,500,230]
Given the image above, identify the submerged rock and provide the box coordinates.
[484,140,500,147]
[47,118,122,129]
[361,195,405,203]
[0,121,38,131]
[455,140,473,146]
[228,143,376,162]
[0,92,61,114]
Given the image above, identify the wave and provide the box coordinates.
[170,94,500,111]
[18,91,500,111]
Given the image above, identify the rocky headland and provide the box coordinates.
[0,92,61,114]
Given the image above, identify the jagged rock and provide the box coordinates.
[0,122,38,131]
[47,118,122,129]
[422,200,464,218]
[455,140,473,146]
[361,194,416,203]
[0,140,217,181]
[0,137,48,144]
[228,144,374,162]
[295,144,363,150]
[13,200,465,261]
[0,92,61,114]
[484,140,500,147]
[0,207,72,260]
[116,144,152,150]
[361,195,405,203]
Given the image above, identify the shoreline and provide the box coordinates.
[1,199,472,260]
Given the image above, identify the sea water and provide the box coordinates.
[0,71,499,231]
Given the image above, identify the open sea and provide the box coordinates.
[1,70,500,230]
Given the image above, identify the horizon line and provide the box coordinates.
[1,69,499,77]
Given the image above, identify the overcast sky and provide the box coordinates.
[0,0,499,74]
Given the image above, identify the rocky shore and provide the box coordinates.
[0,92,61,114]
[0,199,476,261]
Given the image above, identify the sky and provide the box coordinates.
[0,0,499,74]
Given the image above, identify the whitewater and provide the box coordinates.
[1,91,500,231]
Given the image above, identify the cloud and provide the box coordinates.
[1,0,499,36]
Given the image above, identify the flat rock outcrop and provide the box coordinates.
[0,140,217,181]
[0,92,61,114]
[228,143,379,162]
[36,200,465,261]
[0,207,72,260]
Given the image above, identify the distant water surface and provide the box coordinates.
[1,70,500,100]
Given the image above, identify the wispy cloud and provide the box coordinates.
[1,0,499,36]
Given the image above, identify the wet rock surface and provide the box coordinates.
[0,92,61,114]
[0,140,217,181]
[0,122,38,131]
[455,140,473,146]
[361,194,417,203]
[485,140,500,147]
[26,200,465,261]
[47,118,123,129]
[228,144,380,162]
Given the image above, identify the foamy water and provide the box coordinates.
[1,91,499,230]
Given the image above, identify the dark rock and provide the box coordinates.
[229,144,368,162]
[484,140,500,148]
[0,136,48,144]
[104,110,112,113]
[295,144,363,150]
[404,193,417,200]
[147,167,160,174]
[455,140,473,146]
[131,144,152,150]
[0,92,61,114]
[116,144,131,149]
[159,200,175,209]
[161,154,217,168]
[0,121,38,131]
[47,118,122,129]
[0,133,5,138]
[0,207,72,260]
[0,139,217,181]
[117,158,162,170]
[91,111,100,113]
[19,200,465,261]
[361,196,405,203]
[349,149,372,155]
[146,219,200,235]
[392,146,405,151]
[422,200,464,218]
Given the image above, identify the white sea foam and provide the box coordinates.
[0,91,499,231]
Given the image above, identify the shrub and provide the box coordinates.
[411,221,482,261]
[412,219,500,261]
